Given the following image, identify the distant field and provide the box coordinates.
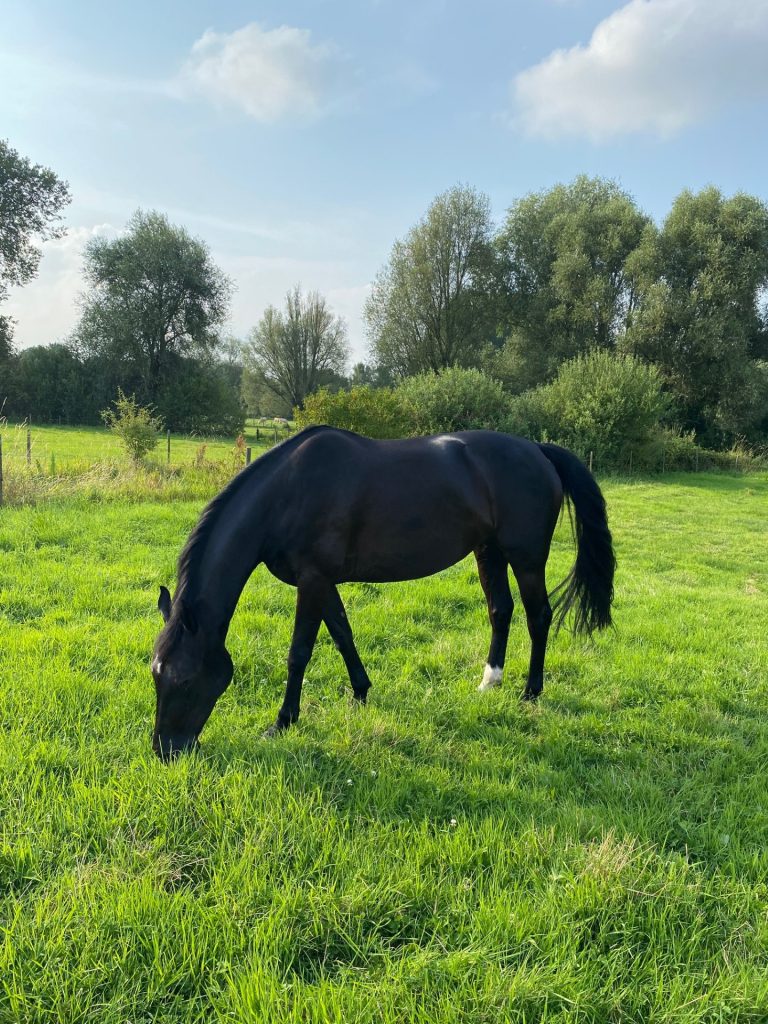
[0,473,767,1021]
[0,420,291,471]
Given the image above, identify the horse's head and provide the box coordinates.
[151,586,233,762]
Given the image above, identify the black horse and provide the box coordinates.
[151,426,615,760]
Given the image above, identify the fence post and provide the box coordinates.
[246,446,252,465]
[273,426,278,444]
[589,451,593,473]
[256,426,260,441]
[167,429,171,464]
[661,446,666,473]
[629,449,633,475]
[27,427,31,467]
[0,435,3,506]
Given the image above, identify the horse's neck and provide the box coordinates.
[187,478,268,634]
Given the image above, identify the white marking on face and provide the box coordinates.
[152,658,163,676]
[478,664,503,692]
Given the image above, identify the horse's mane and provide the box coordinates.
[174,425,328,602]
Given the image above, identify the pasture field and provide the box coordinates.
[0,420,289,473]
[0,471,767,1022]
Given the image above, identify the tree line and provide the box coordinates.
[1,136,767,447]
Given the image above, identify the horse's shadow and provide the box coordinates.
[201,676,768,875]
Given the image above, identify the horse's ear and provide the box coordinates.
[158,586,172,622]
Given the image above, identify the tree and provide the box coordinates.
[0,315,14,410]
[497,176,651,390]
[623,187,768,442]
[10,344,90,423]
[0,140,71,313]
[74,210,231,401]
[365,185,498,377]
[246,286,349,409]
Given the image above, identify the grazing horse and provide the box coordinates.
[151,426,615,761]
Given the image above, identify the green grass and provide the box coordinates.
[0,472,767,1022]
[0,421,290,472]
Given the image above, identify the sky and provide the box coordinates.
[3,0,768,362]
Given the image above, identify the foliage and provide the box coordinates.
[623,187,768,444]
[508,350,668,468]
[296,385,409,438]
[101,389,163,463]
[74,210,231,399]
[397,366,511,434]
[366,185,499,377]
[0,139,71,308]
[246,286,349,409]
[297,369,511,438]
[497,175,651,390]
[8,343,91,423]
[154,353,244,435]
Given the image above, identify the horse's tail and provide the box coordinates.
[537,442,616,635]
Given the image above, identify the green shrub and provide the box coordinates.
[101,389,163,464]
[396,367,511,434]
[295,386,409,438]
[507,351,668,469]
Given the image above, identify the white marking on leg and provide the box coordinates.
[478,664,503,692]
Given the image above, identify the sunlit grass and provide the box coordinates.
[0,474,767,1021]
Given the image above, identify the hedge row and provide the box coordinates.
[295,357,765,472]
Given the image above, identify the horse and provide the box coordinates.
[151,426,615,761]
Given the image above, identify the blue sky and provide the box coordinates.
[4,0,768,361]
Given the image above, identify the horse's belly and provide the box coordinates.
[341,508,482,582]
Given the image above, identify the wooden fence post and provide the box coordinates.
[589,451,593,473]
[256,426,260,441]
[167,429,171,464]
[246,447,252,465]
[273,426,278,444]
[26,427,31,467]
[0,435,3,506]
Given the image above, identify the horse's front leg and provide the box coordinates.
[262,575,324,738]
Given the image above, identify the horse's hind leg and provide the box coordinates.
[475,544,514,691]
[322,584,372,703]
[512,565,552,700]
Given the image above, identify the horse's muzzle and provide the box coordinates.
[153,734,201,762]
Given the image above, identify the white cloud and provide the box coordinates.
[513,0,768,141]
[180,22,344,122]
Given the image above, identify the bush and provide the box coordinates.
[101,390,163,463]
[507,351,668,469]
[295,386,409,438]
[396,367,511,434]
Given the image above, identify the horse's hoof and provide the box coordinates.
[521,689,541,702]
[261,723,284,739]
[478,664,503,692]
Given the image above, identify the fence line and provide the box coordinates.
[0,421,758,485]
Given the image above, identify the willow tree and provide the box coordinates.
[74,210,231,400]
[365,185,498,378]
[246,286,349,410]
